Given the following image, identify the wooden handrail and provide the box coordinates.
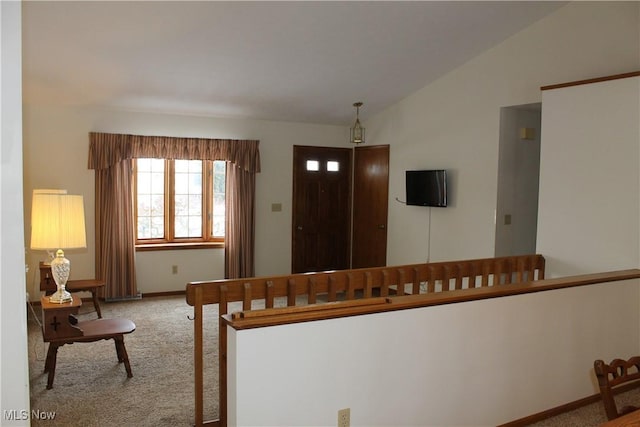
[186,253,545,427]
[230,296,391,320]
[224,269,640,330]
[186,254,545,305]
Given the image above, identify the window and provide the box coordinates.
[326,160,339,172]
[305,159,340,172]
[134,158,225,247]
[306,160,319,171]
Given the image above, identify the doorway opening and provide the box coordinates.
[494,103,541,257]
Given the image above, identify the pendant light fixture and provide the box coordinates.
[350,102,365,144]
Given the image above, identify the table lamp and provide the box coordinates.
[30,190,87,303]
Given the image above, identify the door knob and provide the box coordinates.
[297,226,303,230]
[378,224,385,229]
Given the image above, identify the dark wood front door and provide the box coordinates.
[292,146,352,273]
[352,145,389,268]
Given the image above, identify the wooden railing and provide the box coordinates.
[222,269,640,427]
[185,254,545,427]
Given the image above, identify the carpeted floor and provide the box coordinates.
[526,387,640,427]
[28,295,219,427]
[27,295,640,427]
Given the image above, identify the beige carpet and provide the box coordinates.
[527,386,640,427]
[28,295,219,427]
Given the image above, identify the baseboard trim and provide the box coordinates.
[141,290,186,298]
[499,382,640,426]
[105,293,142,302]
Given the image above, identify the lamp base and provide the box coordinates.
[49,287,72,303]
[50,249,72,303]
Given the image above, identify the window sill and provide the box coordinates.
[135,242,224,251]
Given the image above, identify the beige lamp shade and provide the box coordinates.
[30,191,87,250]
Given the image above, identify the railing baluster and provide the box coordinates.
[381,270,390,297]
[219,285,229,427]
[328,275,337,302]
[515,258,523,283]
[454,264,463,290]
[346,273,355,300]
[194,286,204,427]
[482,260,491,287]
[243,282,252,310]
[504,258,513,284]
[526,256,534,282]
[364,272,373,298]
[412,268,420,294]
[494,259,503,285]
[427,265,437,293]
[308,277,317,304]
[397,269,406,296]
[265,280,275,309]
[468,261,479,289]
[443,265,452,291]
[527,255,536,281]
[287,279,296,306]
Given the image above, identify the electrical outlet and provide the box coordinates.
[337,408,350,427]
[172,265,178,274]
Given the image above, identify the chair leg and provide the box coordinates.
[114,336,133,378]
[45,343,60,389]
[114,336,124,362]
[44,343,53,373]
[91,290,102,318]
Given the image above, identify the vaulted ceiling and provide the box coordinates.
[22,1,565,125]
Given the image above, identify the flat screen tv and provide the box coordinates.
[405,170,447,207]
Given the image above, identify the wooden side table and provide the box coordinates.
[39,262,105,318]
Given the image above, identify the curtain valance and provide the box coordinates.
[88,132,260,173]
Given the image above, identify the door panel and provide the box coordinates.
[292,146,351,273]
[352,145,389,268]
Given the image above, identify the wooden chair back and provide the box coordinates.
[594,356,640,420]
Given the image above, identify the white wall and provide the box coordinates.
[538,76,640,277]
[1,0,30,424]
[228,279,640,426]
[367,1,640,266]
[22,106,348,296]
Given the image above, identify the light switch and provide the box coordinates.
[504,214,512,225]
[271,203,282,212]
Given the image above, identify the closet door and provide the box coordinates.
[352,145,389,268]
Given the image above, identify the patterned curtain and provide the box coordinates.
[224,163,256,279]
[88,132,260,299]
[94,159,137,300]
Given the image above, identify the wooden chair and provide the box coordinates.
[44,318,136,389]
[594,356,640,420]
[40,295,135,389]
